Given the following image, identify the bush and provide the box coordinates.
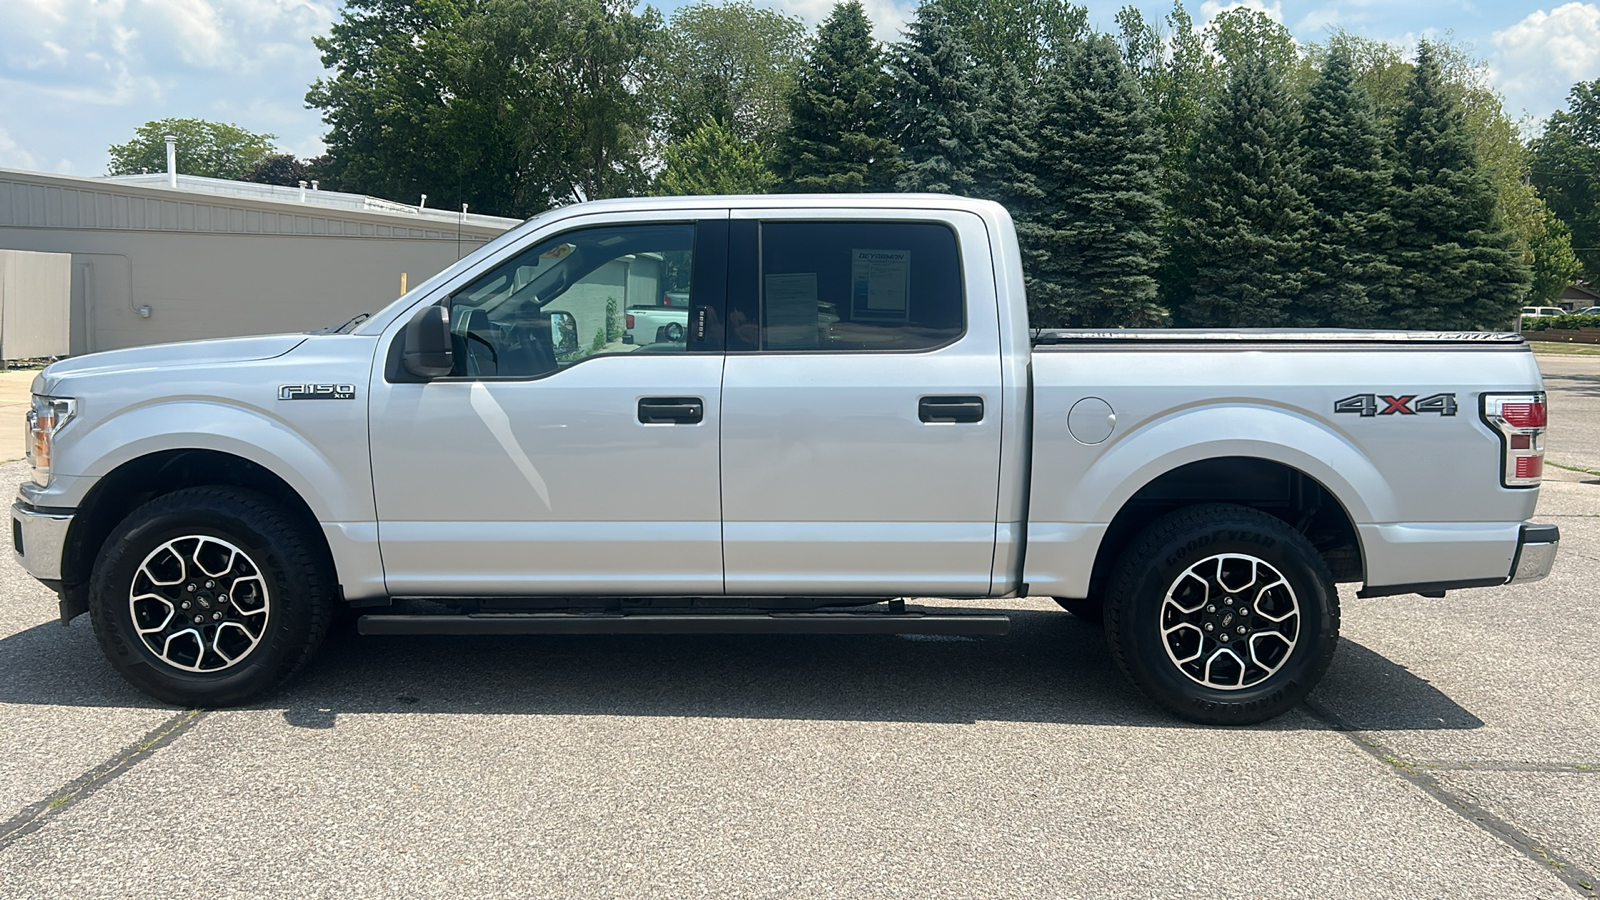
[1522,314,1600,331]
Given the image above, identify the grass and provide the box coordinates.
[1548,461,1600,478]
[1528,341,1600,356]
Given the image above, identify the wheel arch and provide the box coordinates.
[59,449,335,622]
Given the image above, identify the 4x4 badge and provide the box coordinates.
[1334,392,1457,417]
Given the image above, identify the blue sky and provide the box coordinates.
[1,0,1597,176]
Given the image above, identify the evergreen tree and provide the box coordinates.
[1299,43,1398,327]
[889,2,983,194]
[772,1,900,192]
[1388,43,1530,329]
[972,58,1041,218]
[1173,54,1314,327]
[1023,34,1164,327]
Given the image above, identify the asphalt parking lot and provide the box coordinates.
[0,352,1595,898]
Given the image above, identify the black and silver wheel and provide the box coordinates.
[90,487,333,706]
[1105,504,1339,725]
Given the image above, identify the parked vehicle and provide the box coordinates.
[1521,306,1567,319]
[13,195,1558,724]
[1577,306,1600,316]
[624,291,689,346]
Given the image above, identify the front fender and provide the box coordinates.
[54,399,373,524]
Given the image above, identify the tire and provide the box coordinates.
[1052,595,1104,623]
[89,487,334,707]
[1104,504,1339,725]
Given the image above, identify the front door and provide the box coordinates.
[718,211,1004,596]
[368,216,728,596]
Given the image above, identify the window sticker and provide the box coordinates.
[851,249,910,321]
[764,273,820,348]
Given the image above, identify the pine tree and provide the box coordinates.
[972,58,1041,218]
[1388,43,1530,329]
[1174,54,1314,327]
[1023,34,1165,327]
[889,2,983,194]
[772,1,900,192]
[1299,43,1398,327]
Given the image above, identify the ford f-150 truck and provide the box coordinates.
[11,195,1560,724]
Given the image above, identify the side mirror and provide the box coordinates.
[550,310,578,355]
[402,304,454,378]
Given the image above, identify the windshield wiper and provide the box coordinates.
[308,312,371,335]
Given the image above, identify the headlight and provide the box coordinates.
[25,395,76,487]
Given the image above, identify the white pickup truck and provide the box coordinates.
[12,195,1558,724]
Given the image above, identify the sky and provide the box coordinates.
[1,0,1598,177]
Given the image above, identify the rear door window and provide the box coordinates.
[752,221,963,352]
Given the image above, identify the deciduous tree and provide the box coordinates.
[107,118,277,180]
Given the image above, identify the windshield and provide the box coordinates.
[352,211,549,335]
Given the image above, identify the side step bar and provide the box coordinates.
[359,608,1010,637]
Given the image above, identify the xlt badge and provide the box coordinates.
[279,384,356,401]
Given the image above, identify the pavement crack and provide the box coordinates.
[1304,698,1598,897]
[0,709,207,852]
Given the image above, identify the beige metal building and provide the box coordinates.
[0,166,519,355]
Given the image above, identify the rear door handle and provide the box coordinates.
[639,397,704,424]
[919,396,984,424]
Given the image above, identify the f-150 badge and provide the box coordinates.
[279,384,356,401]
[1334,392,1457,417]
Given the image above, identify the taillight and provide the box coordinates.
[1482,392,1547,488]
[625,314,635,329]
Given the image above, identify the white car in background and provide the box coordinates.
[623,291,689,346]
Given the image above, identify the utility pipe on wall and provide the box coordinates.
[164,135,177,188]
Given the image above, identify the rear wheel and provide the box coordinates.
[89,487,334,706]
[1104,504,1339,725]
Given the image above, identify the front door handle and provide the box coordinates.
[919,396,984,424]
[639,397,704,424]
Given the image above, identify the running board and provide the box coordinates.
[358,608,1010,637]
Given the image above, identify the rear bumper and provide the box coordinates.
[1509,523,1559,584]
[12,499,72,583]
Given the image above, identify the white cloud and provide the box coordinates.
[0,127,41,171]
[1491,2,1600,122]
[0,0,337,173]
[764,0,915,43]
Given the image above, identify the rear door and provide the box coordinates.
[718,209,1004,596]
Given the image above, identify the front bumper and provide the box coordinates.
[1509,523,1559,584]
[12,499,72,583]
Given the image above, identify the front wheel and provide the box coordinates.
[89,487,334,706]
[1104,504,1339,725]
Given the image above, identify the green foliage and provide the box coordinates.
[654,120,777,195]
[773,1,899,192]
[889,2,983,194]
[590,328,608,354]
[1388,43,1530,329]
[243,154,309,187]
[606,297,622,342]
[1520,314,1600,331]
[936,0,1086,85]
[1525,206,1584,305]
[971,59,1042,217]
[107,118,277,180]
[1022,34,1164,327]
[1533,79,1600,277]
[306,0,659,217]
[1298,43,1398,327]
[651,0,806,150]
[1172,54,1314,326]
